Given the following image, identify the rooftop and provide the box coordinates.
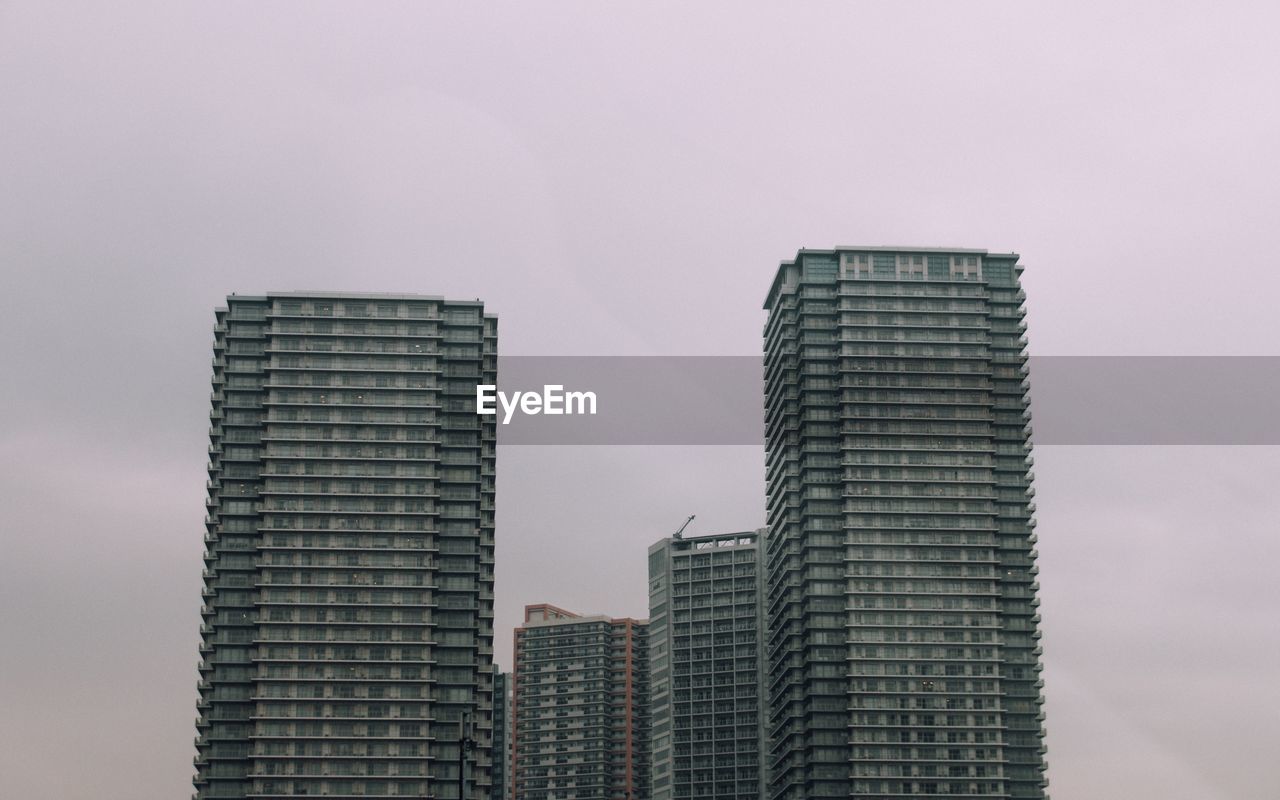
[764,245,1021,310]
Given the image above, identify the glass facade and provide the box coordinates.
[193,293,498,800]
[762,249,1047,799]
[648,530,768,800]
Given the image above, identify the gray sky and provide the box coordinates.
[2,2,1279,798]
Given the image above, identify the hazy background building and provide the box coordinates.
[762,249,1047,799]
[512,604,650,800]
[193,292,498,799]
[648,529,768,800]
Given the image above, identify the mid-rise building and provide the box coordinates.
[648,529,768,800]
[762,249,1048,799]
[192,292,498,800]
[512,604,650,800]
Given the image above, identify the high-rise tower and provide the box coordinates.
[648,529,768,800]
[193,292,497,800]
[762,249,1047,799]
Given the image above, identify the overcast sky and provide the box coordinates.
[2,2,1279,799]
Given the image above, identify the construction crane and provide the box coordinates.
[673,514,696,540]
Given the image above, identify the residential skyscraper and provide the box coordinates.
[648,529,768,800]
[193,292,497,800]
[512,604,650,800]
[762,249,1047,799]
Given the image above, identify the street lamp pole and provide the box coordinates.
[459,711,474,800]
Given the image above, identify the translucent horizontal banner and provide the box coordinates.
[491,356,1280,445]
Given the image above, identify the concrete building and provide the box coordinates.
[762,249,1048,799]
[193,292,498,800]
[495,667,514,800]
[512,604,650,800]
[648,529,768,800]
